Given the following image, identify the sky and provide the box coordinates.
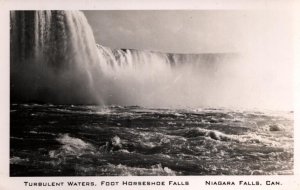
[83,10,293,54]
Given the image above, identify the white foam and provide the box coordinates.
[99,163,176,176]
[10,156,29,164]
[50,134,95,158]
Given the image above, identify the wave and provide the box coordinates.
[91,163,176,176]
[49,134,95,158]
[10,156,29,164]
[55,162,177,176]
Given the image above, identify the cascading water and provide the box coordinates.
[10,10,102,104]
[10,10,239,108]
[96,44,238,108]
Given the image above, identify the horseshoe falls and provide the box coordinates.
[9,10,250,109]
[10,10,293,176]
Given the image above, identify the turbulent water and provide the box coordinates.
[10,104,293,176]
[10,11,294,176]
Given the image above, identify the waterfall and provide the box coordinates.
[10,10,241,108]
[10,11,103,104]
[95,45,237,107]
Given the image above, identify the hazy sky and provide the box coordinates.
[83,10,293,54]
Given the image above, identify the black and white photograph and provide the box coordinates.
[9,9,295,178]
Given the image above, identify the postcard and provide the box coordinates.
[1,0,299,189]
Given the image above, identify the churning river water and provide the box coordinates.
[10,103,293,176]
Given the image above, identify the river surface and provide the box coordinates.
[10,104,293,176]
